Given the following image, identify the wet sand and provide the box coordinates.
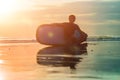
[0,41,120,80]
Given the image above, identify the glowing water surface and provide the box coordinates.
[0,41,120,80]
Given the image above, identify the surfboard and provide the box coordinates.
[36,24,65,45]
[36,23,82,45]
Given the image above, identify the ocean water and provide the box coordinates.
[0,1,120,79]
[0,40,120,80]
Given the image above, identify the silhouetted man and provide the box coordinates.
[63,15,88,45]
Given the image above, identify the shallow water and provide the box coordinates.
[0,41,120,80]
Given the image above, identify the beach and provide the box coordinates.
[0,0,120,80]
[0,41,120,80]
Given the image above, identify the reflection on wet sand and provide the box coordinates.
[37,43,88,69]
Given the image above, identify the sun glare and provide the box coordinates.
[0,0,20,16]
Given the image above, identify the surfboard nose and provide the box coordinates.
[36,24,65,45]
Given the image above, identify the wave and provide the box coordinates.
[0,39,37,43]
[0,36,120,43]
[87,36,120,41]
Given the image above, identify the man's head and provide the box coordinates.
[69,15,76,23]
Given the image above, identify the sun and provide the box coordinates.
[0,0,19,16]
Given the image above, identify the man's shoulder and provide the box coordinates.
[74,23,79,26]
[62,22,69,25]
[60,22,70,27]
[60,22,79,28]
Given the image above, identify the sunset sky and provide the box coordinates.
[0,0,120,39]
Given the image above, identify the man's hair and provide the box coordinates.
[69,15,75,18]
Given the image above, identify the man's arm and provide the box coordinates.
[74,24,88,42]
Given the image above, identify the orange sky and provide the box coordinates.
[0,0,120,39]
[0,0,80,39]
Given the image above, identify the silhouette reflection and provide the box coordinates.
[37,43,87,69]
